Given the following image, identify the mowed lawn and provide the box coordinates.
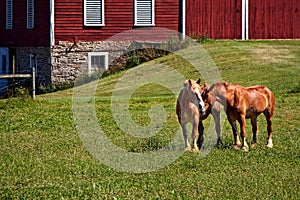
[0,40,299,199]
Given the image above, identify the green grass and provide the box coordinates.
[1,40,300,199]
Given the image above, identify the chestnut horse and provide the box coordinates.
[197,81,223,149]
[176,79,206,152]
[206,82,275,151]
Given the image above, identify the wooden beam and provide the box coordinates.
[0,74,32,78]
[32,67,36,101]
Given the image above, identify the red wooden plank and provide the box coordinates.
[54,0,179,42]
[0,0,50,47]
[293,0,300,38]
[186,0,242,39]
[249,0,300,39]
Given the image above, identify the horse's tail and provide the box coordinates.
[264,87,275,117]
[176,99,181,122]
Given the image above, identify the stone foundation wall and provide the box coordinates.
[16,47,52,88]
[50,41,132,86]
[14,40,172,92]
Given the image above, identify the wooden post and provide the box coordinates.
[32,67,36,101]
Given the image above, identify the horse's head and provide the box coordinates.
[198,81,210,101]
[207,82,228,104]
[184,79,206,114]
[198,80,222,109]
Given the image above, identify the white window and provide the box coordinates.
[134,0,155,26]
[29,54,37,68]
[84,0,104,26]
[88,52,108,76]
[29,54,37,76]
[27,0,34,29]
[6,0,13,29]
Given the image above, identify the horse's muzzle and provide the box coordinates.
[198,104,206,114]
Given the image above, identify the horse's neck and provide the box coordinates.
[182,89,197,105]
[213,85,230,106]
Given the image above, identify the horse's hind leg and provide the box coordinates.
[264,110,273,148]
[251,115,259,149]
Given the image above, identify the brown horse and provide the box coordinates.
[197,81,223,149]
[176,79,206,152]
[205,82,275,151]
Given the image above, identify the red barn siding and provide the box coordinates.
[186,0,242,39]
[249,0,300,39]
[54,0,180,43]
[0,0,50,47]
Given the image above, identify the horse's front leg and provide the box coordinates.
[212,109,223,147]
[197,121,204,149]
[180,122,191,151]
[251,115,259,148]
[228,118,241,149]
[238,115,249,152]
[192,120,200,152]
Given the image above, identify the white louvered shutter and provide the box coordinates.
[27,0,34,29]
[84,0,104,26]
[135,0,154,26]
[6,0,13,29]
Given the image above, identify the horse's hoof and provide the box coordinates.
[185,146,192,152]
[216,141,223,148]
[192,147,200,153]
[241,146,249,152]
[234,144,241,150]
[217,139,223,147]
[266,139,273,148]
[251,143,258,149]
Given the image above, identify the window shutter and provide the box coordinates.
[27,0,34,29]
[6,0,13,29]
[135,0,154,26]
[84,0,104,26]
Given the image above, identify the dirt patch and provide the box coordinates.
[250,45,296,64]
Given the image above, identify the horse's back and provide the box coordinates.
[246,85,275,116]
[245,85,274,102]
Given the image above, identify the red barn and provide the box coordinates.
[185,0,300,40]
[0,0,299,92]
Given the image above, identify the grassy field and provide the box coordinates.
[0,40,299,199]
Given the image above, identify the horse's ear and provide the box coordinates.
[203,82,209,90]
[184,79,190,87]
[196,79,201,85]
[188,79,192,86]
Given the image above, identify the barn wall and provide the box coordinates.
[54,0,180,43]
[249,0,300,39]
[185,0,300,40]
[0,0,50,47]
[185,0,242,39]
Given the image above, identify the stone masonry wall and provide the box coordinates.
[50,41,132,86]
[16,47,52,88]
